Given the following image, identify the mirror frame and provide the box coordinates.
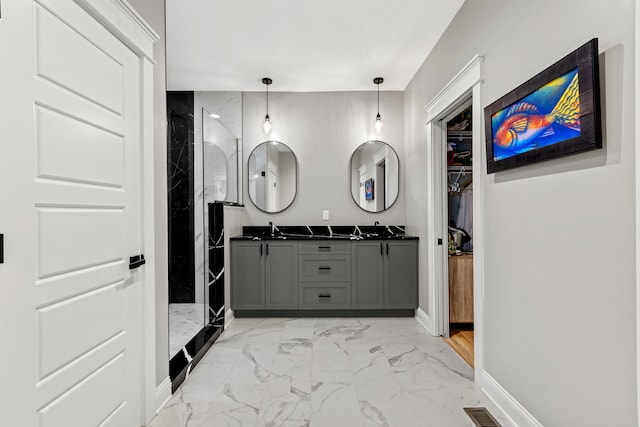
[247,140,298,214]
[349,140,400,213]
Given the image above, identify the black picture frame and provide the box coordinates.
[365,178,374,201]
[484,38,602,174]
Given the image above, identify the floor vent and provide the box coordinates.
[464,407,501,427]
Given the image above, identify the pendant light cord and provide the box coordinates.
[377,82,380,115]
[266,83,269,116]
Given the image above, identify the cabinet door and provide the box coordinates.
[352,241,384,309]
[265,242,299,309]
[385,241,418,309]
[448,255,474,323]
[231,241,265,309]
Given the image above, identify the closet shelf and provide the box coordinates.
[448,165,472,172]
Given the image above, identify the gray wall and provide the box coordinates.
[404,0,636,425]
[126,0,170,388]
[242,91,405,225]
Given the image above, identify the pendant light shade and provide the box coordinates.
[262,77,273,134]
[373,77,384,133]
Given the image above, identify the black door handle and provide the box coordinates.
[318,294,331,299]
[266,243,269,256]
[380,242,383,255]
[129,254,146,269]
[386,243,389,255]
[260,244,263,256]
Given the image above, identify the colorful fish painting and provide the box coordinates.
[491,68,581,161]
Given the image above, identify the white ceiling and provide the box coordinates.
[166,0,464,92]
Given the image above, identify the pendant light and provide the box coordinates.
[262,77,273,134]
[373,77,384,132]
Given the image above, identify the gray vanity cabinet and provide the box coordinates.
[265,242,298,309]
[231,241,298,310]
[298,241,351,309]
[232,237,417,314]
[351,241,384,309]
[231,241,265,309]
[384,241,418,309]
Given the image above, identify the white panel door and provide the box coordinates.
[1,1,145,426]
[34,1,143,425]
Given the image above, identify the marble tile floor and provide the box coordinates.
[149,317,512,427]
[169,303,207,357]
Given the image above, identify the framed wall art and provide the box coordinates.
[484,38,602,173]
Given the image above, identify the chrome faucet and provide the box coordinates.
[374,221,380,227]
[268,221,274,236]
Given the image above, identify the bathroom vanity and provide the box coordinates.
[230,226,418,316]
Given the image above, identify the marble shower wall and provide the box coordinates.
[208,202,225,328]
[167,91,196,303]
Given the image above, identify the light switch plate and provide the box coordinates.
[322,210,329,221]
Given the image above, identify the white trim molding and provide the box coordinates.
[154,377,172,415]
[414,307,433,334]
[423,54,484,343]
[73,1,160,425]
[424,55,484,122]
[73,0,159,61]
[225,308,235,328]
[477,371,543,427]
[636,0,640,422]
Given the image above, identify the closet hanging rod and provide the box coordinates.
[448,165,471,172]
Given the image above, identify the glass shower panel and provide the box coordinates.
[202,108,239,205]
[202,108,240,323]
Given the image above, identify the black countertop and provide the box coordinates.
[230,225,418,241]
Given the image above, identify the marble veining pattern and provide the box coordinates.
[167,91,196,304]
[148,318,512,427]
[169,303,207,357]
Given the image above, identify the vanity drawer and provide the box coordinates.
[298,241,350,255]
[299,255,351,282]
[299,284,351,309]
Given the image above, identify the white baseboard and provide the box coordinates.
[154,376,172,414]
[224,308,234,328]
[415,307,434,335]
[477,370,542,427]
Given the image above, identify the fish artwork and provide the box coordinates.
[491,68,581,160]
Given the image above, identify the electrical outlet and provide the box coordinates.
[322,210,329,221]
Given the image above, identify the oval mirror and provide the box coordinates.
[350,140,399,212]
[248,141,298,213]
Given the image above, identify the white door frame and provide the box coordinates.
[435,100,473,339]
[635,0,640,421]
[74,0,161,423]
[424,55,485,375]
[373,146,388,211]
